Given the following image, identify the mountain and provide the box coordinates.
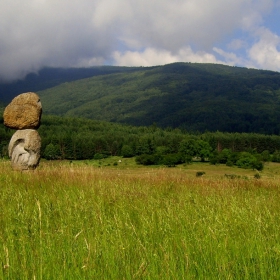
[1,62,280,134]
[0,66,147,103]
[37,62,280,134]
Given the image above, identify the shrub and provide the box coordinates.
[196,171,205,177]
[261,150,271,162]
[184,154,193,164]
[254,173,261,179]
[218,149,232,164]
[236,152,263,170]
[272,150,280,163]
[161,153,182,167]
[94,153,107,160]
[252,160,264,171]
[209,156,218,165]
[135,154,160,165]
[224,174,239,179]
[121,145,134,158]
[226,160,234,167]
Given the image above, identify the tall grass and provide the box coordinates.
[0,160,280,279]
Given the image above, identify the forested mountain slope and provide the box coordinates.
[38,63,280,134]
[0,66,146,103]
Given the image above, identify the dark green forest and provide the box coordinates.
[36,62,280,134]
[1,113,280,170]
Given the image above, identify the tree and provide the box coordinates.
[218,148,232,164]
[179,139,197,162]
[272,150,280,163]
[196,140,213,162]
[43,143,61,160]
[261,150,271,162]
[251,159,264,171]
[236,152,255,169]
[121,145,134,158]
[160,153,183,167]
[135,137,156,155]
[235,152,263,170]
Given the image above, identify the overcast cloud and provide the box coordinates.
[0,0,279,81]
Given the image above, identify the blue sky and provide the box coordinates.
[0,0,280,81]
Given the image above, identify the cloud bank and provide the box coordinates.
[0,0,279,81]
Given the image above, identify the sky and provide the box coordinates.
[0,0,280,82]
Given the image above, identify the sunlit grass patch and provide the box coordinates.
[0,160,280,279]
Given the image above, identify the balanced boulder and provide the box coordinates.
[3,92,42,129]
[8,129,41,171]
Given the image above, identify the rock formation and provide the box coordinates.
[8,129,41,171]
[3,92,42,171]
[3,92,42,129]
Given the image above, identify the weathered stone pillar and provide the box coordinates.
[3,92,42,171]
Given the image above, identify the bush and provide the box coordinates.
[209,157,218,165]
[218,149,232,164]
[236,152,263,170]
[136,153,183,166]
[209,149,237,165]
[254,173,261,179]
[252,160,264,171]
[272,150,280,163]
[226,160,234,167]
[196,171,205,177]
[121,145,134,158]
[94,153,108,160]
[261,150,271,162]
[184,154,193,164]
[224,174,239,179]
[135,154,160,165]
[161,153,183,167]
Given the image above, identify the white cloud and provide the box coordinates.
[227,39,248,51]
[248,28,280,71]
[213,26,280,72]
[213,48,246,66]
[112,47,223,67]
[0,0,279,81]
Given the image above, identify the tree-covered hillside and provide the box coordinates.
[37,63,280,134]
[0,66,147,103]
[1,62,280,134]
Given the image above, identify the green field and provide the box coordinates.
[1,159,280,279]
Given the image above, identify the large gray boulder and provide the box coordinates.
[8,129,41,171]
[3,92,42,129]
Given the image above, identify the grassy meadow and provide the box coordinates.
[1,158,280,279]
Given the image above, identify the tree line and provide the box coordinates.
[1,114,280,170]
